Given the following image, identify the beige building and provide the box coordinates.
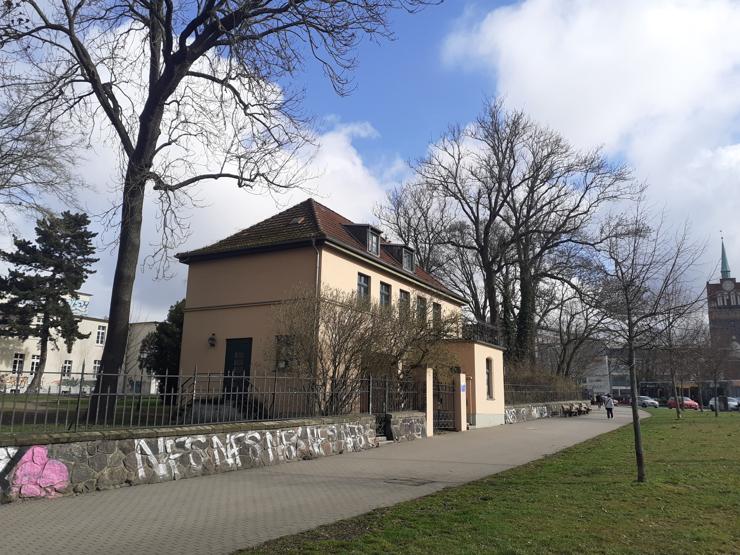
[119,322,159,395]
[176,199,506,427]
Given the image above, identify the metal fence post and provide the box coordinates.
[385,377,389,413]
[368,375,373,414]
[74,365,85,432]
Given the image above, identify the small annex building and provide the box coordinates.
[176,198,506,427]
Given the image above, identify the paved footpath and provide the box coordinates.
[0,407,637,554]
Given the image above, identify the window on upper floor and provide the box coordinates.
[416,296,427,323]
[402,249,414,272]
[61,359,73,377]
[399,289,411,317]
[357,273,371,301]
[368,231,380,256]
[380,282,391,307]
[432,302,442,328]
[96,325,107,345]
[11,353,24,374]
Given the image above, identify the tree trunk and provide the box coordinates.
[628,339,646,482]
[514,268,537,363]
[26,317,50,393]
[670,370,682,420]
[714,377,719,418]
[91,169,147,419]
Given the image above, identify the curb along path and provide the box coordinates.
[0,407,638,554]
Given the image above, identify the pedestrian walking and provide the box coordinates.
[604,394,614,419]
[597,395,603,409]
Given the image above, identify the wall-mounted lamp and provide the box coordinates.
[208,333,217,348]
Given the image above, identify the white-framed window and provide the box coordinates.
[402,249,414,272]
[432,302,442,328]
[96,325,107,345]
[416,296,427,323]
[357,273,370,301]
[380,282,391,307]
[30,355,40,374]
[399,289,411,316]
[93,360,102,376]
[11,353,25,374]
[61,360,73,377]
[368,231,380,256]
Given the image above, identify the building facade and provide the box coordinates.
[177,199,506,427]
[706,239,740,396]
[119,322,159,395]
[0,293,107,393]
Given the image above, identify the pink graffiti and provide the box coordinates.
[11,446,69,498]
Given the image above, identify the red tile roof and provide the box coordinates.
[177,198,462,302]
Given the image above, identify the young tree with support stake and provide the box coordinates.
[0,212,97,392]
[0,0,435,415]
[597,205,702,482]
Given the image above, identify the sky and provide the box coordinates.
[4,0,740,321]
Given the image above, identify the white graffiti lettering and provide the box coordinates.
[133,423,373,480]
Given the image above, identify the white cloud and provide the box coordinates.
[72,120,394,320]
[443,0,740,283]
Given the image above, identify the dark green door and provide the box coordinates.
[224,338,252,392]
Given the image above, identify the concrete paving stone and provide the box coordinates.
[0,407,638,555]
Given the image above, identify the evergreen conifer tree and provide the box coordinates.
[0,212,97,391]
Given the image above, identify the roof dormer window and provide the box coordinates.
[402,248,414,272]
[368,230,380,256]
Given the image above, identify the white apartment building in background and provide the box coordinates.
[0,293,107,393]
[0,293,158,395]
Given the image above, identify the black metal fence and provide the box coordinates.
[504,384,587,406]
[461,319,499,345]
[0,370,420,435]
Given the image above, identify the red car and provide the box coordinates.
[667,396,699,410]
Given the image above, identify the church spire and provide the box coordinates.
[721,237,731,279]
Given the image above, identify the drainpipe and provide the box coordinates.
[311,238,322,385]
[312,238,321,298]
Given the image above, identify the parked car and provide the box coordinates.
[637,395,659,408]
[667,396,699,410]
[708,396,739,411]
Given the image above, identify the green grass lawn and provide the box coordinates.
[242,410,740,555]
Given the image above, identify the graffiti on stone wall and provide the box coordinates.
[504,405,549,424]
[388,415,425,441]
[0,419,376,502]
[6,446,69,498]
[135,422,372,480]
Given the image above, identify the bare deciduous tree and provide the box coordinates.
[374,182,453,276]
[0,103,81,230]
[273,287,458,414]
[538,284,608,378]
[0,0,433,407]
[597,204,702,482]
[378,99,634,365]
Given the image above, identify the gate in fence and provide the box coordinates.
[433,379,455,431]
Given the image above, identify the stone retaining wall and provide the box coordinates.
[504,401,585,424]
[0,415,376,503]
[380,412,426,441]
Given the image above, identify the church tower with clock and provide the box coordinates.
[706,239,740,381]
